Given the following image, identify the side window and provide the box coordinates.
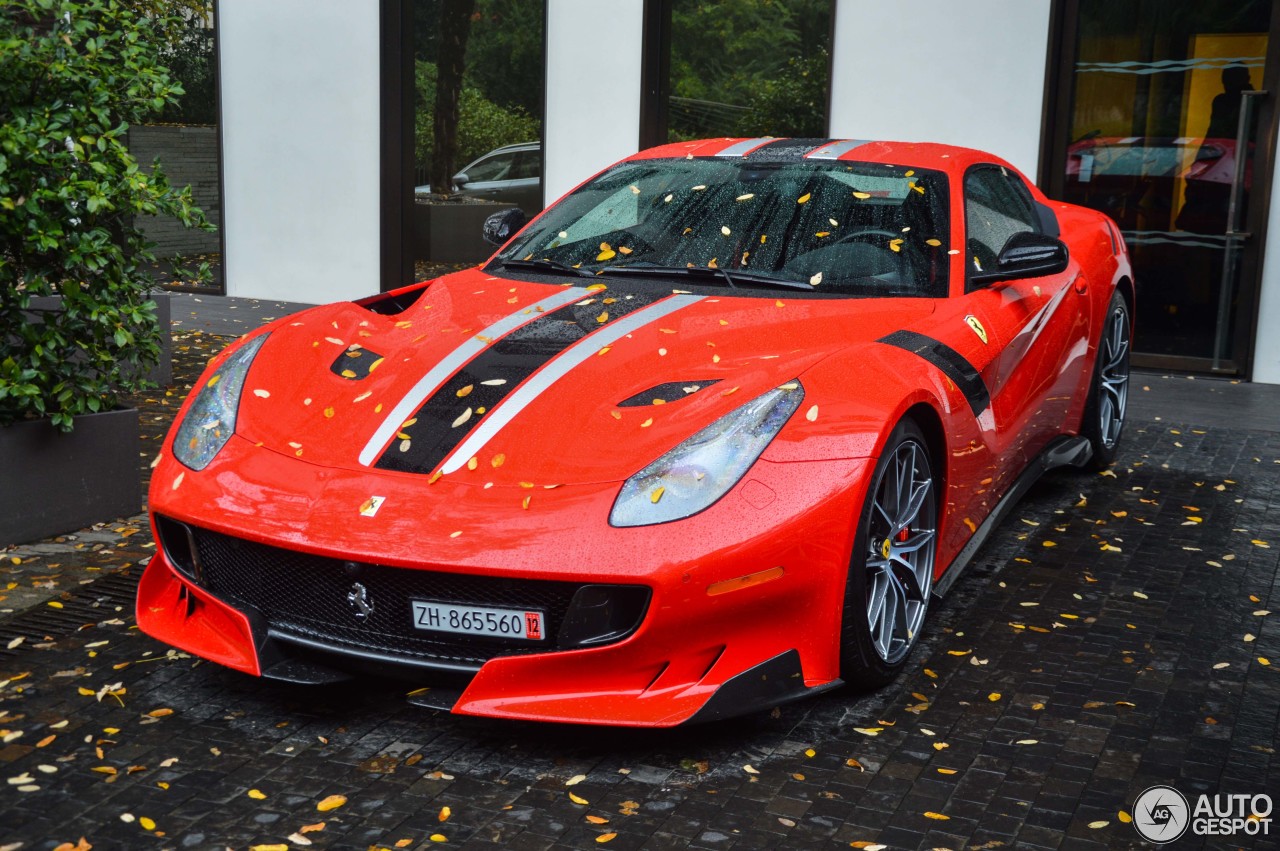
[964,166,1040,283]
[464,152,515,183]
[511,150,540,180]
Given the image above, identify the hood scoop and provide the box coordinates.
[617,380,721,407]
[330,347,386,380]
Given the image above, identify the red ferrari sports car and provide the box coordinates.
[139,138,1132,727]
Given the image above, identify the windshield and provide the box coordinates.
[493,157,951,297]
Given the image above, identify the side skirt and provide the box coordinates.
[932,435,1092,600]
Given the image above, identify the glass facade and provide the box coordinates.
[1057,0,1272,369]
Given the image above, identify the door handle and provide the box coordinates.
[1225,89,1266,239]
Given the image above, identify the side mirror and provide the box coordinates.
[453,173,469,189]
[975,231,1069,284]
[482,208,527,245]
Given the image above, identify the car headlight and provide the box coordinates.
[610,380,804,527]
[172,334,268,471]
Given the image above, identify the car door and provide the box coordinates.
[457,150,517,200]
[961,165,1091,466]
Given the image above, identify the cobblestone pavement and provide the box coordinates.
[1,330,1277,850]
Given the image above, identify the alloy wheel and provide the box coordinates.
[864,439,937,664]
[1098,305,1130,448]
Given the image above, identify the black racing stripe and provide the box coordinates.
[617,379,720,408]
[878,330,991,416]
[743,138,832,162]
[330,347,384,380]
[376,289,669,474]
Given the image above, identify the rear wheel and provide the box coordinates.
[840,419,938,688]
[1082,291,1131,470]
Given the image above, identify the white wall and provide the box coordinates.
[544,0,645,205]
[829,1,1052,179]
[219,1,380,303]
[1251,163,1280,383]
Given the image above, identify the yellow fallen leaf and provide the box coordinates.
[650,487,665,504]
[988,692,1001,702]
[570,792,589,805]
[438,805,451,822]
[1260,657,1272,666]
[247,788,267,799]
[1015,739,1039,745]
[317,794,347,812]
[1088,820,1109,828]
[146,708,173,718]
[845,758,864,770]
[937,768,957,775]
[250,846,288,851]
[932,742,949,751]
[596,834,617,844]
[923,811,950,820]
[139,816,156,830]
[853,728,882,736]
[300,822,326,834]
[586,815,609,825]
[430,835,447,844]
[797,193,811,204]
[1119,810,1133,823]
[804,748,816,758]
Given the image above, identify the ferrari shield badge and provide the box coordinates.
[964,314,988,345]
[358,495,386,517]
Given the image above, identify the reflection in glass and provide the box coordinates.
[1060,0,1270,366]
[665,0,833,141]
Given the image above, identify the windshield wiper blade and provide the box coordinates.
[495,257,596,278]
[606,264,815,291]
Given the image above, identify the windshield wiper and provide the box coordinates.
[606,264,815,292]
[495,257,596,278]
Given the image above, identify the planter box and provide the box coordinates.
[414,200,515,264]
[0,408,142,547]
[25,291,172,385]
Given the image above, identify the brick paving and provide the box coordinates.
[1,320,1278,850]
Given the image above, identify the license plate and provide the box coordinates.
[410,600,545,640]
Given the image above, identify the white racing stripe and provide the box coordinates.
[439,294,705,473]
[715,137,774,157]
[357,287,587,466]
[806,139,871,159]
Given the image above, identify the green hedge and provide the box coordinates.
[0,0,211,430]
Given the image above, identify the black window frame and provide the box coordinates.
[963,163,1044,290]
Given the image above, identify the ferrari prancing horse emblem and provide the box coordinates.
[347,582,374,620]
[964,314,988,345]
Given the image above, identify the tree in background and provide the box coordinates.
[413,0,544,189]
[430,0,476,193]
[413,61,539,180]
[668,0,831,140]
[0,0,211,430]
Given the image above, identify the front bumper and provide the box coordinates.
[141,435,871,726]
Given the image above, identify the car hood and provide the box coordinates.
[234,271,934,486]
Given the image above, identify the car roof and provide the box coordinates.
[627,137,1017,175]
[485,142,541,155]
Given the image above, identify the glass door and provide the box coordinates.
[1046,0,1277,373]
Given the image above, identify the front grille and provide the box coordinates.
[183,524,585,669]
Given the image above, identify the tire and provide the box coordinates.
[839,418,938,689]
[1081,290,1131,470]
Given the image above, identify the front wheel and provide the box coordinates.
[1081,291,1131,470]
[839,419,938,689]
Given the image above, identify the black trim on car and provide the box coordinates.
[686,649,842,724]
[877,330,991,416]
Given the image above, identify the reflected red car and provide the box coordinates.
[139,138,1133,726]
